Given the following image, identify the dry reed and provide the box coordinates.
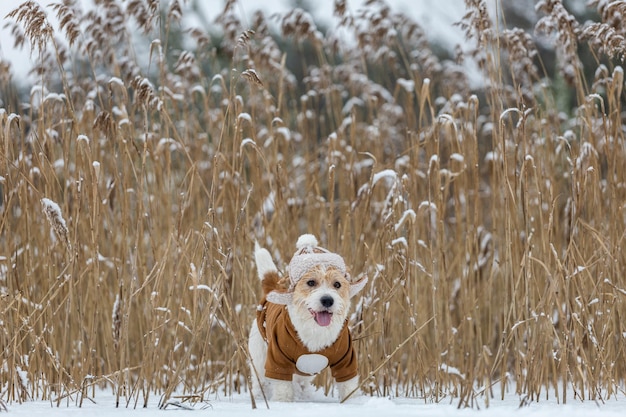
[1,0,626,409]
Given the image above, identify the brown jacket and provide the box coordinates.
[256,297,358,382]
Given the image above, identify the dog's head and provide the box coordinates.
[287,263,354,352]
[264,234,368,307]
[291,264,351,327]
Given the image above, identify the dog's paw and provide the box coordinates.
[337,376,360,402]
[270,379,294,402]
[292,374,316,400]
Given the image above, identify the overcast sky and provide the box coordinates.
[0,0,472,84]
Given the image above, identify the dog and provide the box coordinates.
[248,234,368,402]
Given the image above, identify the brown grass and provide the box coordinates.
[1,0,626,409]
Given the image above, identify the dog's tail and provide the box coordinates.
[254,241,283,296]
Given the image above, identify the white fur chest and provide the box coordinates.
[295,354,329,375]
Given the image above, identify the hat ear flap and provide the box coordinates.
[266,290,293,305]
[349,275,368,298]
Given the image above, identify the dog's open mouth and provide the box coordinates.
[309,309,333,326]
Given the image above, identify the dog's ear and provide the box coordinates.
[263,274,292,304]
[278,276,290,288]
[261,272,291,296]
[260,271,281,294]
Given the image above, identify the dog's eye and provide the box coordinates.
[333,281,341,289]
[307,279,316,287]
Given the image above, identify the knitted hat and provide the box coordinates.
[266,234,368,305]
[287,234,347,289]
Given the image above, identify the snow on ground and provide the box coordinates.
[3,389,626,416]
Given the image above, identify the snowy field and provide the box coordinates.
[2,2,626,416]
[4,390,626,416]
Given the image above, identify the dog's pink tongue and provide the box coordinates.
[314,311,332,327]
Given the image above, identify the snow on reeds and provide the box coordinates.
[41,198,70,251]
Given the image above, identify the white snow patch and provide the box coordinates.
[108,77,124,87]
[418,201,437,212]
[397,78,415,93]
[450,153,464,163]
[237,112,252,123]
[275,126,291,141]
[372,169,397,186]
[394,209,416,231]
[439,363,465,380]
[189,284,213,292]
[41,198,67,230]
[240,138,256,152]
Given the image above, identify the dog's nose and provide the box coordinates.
[320,295,334,308]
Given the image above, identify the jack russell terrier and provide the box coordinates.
[248,234,367,402]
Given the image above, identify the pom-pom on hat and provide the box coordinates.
[287,234,347,289]
[265,234,368,305]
